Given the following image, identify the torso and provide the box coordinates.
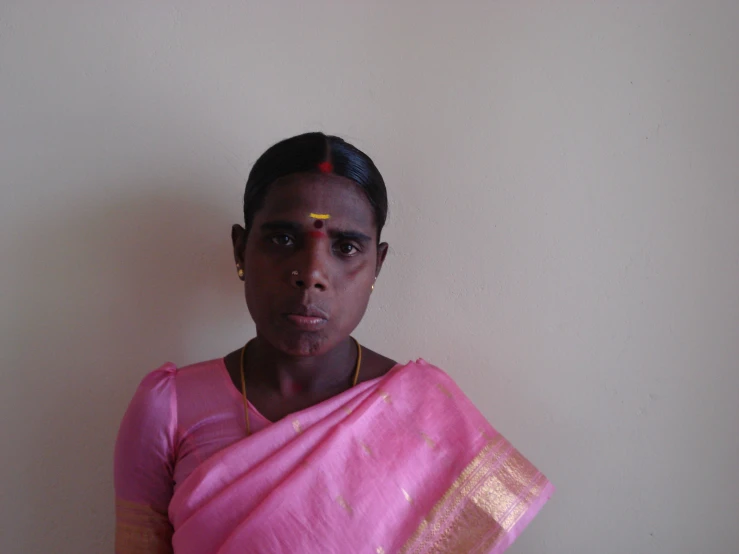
[223,342,397,423]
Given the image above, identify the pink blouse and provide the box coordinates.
[114,360,270,513]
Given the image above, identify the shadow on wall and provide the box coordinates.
[7,177,248,552]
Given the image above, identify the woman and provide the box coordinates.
[114,133,553,553]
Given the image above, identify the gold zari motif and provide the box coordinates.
[436,383,454,398]
[336,495,354,516]
[420,432,436,449]
[292,419,303,434]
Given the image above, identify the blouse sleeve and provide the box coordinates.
[114,365,178,554]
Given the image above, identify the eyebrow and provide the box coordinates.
[259,220,372,243]
[260,220,302,233]
[330,229,372,243]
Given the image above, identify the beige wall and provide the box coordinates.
[2,2,738,553]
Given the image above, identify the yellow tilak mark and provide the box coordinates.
[309,213,331,219]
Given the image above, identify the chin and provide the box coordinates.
[269,330,333,357]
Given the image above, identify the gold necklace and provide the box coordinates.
[239,337,362,436]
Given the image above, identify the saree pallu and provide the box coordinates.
[170,360,553,553]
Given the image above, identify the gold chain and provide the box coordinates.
[239,337,362,436]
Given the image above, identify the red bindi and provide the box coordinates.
[318,161,333,174]
[313,220,324,229]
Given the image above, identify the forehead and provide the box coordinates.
[256,173,375,228]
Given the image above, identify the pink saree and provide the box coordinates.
[167,360,553,553]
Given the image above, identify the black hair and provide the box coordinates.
[243,132,388,240]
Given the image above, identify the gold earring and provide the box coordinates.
[237,267,244,279]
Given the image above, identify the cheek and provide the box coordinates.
[333,265,373,317]
[242,256,277,312]
[244,241,280,279]
[337,260,373,289]
[340,284,373,329]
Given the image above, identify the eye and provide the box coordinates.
[336,242,359,256]
[271,234,294,247]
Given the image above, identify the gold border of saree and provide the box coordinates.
[400,435,548,553]
[115,498,174,554]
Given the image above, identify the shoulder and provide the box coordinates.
[172,358,231,404]
[119,364,178,439]
[122,359,225,423]
[126,363,177,410]
[135,362,177,387]
[389,358,464,395]
[133,358,226,391]
[394,358,450,379]
[387,359,490,429]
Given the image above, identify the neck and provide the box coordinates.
[246,335,357,397]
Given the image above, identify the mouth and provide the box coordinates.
[282,305,329,330]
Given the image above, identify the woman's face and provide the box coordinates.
[233,173,388,357]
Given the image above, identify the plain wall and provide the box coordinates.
[2,2,738,553]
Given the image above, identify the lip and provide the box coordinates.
[282,305,329,330]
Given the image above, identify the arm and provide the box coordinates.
[114,366,178,554]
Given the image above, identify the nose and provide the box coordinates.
[290,242,329,291]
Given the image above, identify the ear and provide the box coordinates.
[232,224,246,268]
[374,242,389,278]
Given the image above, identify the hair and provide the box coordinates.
[243,132,388,240]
